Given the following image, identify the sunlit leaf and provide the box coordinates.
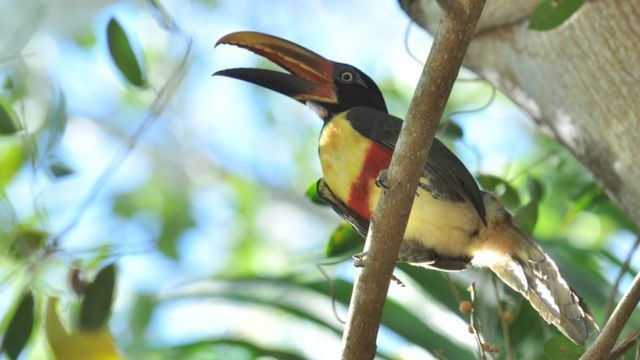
[325,222,363,257]
[74,29,97,49]
[46,298,120,360]
[1,292,34,360]
[9,229,47,260]
[543,335,584,359]
[514,200,539,235]
[478,174,520,208]
[304,180,327,206]
[0,143,23,187]
[106,18,147,87]
[0,98,20,135]
[529,0,586,31]
[563,184,605,225]
[79,264,116,330]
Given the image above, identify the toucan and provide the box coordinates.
[214,31,597,344]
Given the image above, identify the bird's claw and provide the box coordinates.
[375,170,389,191]
[352,251,404,286]
[353,251,368,267]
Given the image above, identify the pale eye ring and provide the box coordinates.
[340,71,354,83]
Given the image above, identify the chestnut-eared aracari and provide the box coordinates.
[214,31,597,344]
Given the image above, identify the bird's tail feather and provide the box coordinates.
[487,227,598,345]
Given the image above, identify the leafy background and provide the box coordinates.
[0,0,637,359]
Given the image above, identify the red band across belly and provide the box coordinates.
[347,142,393,219]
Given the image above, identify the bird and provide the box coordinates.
[213,31,598,344]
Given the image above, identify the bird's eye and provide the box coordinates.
[339,71,354,83]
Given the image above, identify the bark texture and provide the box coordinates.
[340,1,486,358]
[399,0,640,226]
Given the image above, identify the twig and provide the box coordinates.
[609,331,640,359]
[439,83,496,137]
[581,271,640,359]
[404,20,423,65]
[52,36,192,244]
[604,236,640,321]
[468,283,488,360]
[316,262,348,324]
[339,1,486,359]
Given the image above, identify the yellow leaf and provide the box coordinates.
[45,298,120,360]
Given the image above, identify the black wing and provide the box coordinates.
[345,106,486,223]
[316,178,369,237]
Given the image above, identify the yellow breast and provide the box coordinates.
[318,113,380,217]
[318,112,481,259]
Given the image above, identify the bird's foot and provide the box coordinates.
[353,251,368,267]
[375,170,389,191]
[352,251,405,286]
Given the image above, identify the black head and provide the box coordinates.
[214,31,387,121]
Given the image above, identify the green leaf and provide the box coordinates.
[194,291,342,335]
[478,174,520,208]
[0,143,24,187]
[529,0,586,31]
[129,294,155,339]
[397,264,465,315]
[1,291,35,360]
[304,181,327,206]
[9,229,48,260]
[563,184,605,225]
[48,158,74,179]
[325,222,363,257]
[79,264,116,330]
[514,200,539,235]
[438,119,463,140]
[527,176,545,202]
[219,276,472,359]
[165,338,306,360]
[598,249,638,278]
[0,98,20,135]
[106,18,147,87]
[543,335,584,359]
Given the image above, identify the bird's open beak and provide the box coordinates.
[214,31,338,104]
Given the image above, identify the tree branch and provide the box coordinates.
[339,1,486,359]
[581,271,640,359]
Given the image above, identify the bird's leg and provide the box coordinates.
[376,170,423,197]
[352,251,368,267]
[352,251,405,286]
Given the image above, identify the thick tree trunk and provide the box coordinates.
[399,0,640,226]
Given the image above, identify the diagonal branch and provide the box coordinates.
[581,271,640,359]
[339,1,487,359]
